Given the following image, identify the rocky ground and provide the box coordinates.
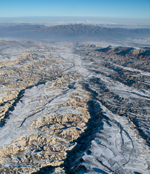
[0,40,150,174]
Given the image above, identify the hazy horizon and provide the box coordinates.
[0,16,150,29]
[1,0,150,28]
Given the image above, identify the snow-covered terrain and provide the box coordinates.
[0,40,150,174]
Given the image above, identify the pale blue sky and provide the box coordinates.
[0,0,150,19]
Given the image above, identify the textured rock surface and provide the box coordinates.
[0,41,150,173]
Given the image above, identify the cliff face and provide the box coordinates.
[0,40,150,174]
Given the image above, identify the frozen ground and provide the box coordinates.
[0,40,150,174]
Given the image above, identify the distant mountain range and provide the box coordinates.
[41,24,150,35]
[0,24,150,41]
